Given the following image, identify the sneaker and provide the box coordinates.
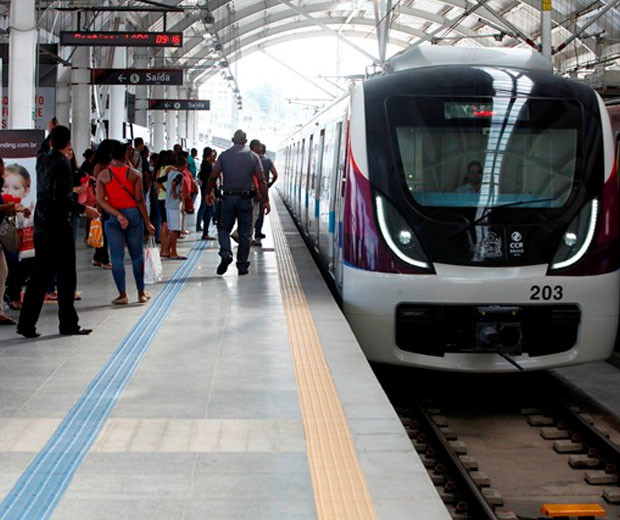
[59,327,92,336]
[44,292,58,302]
[216,256,233,275]
[256,233,266,239]
[251,239,262,247]
[238,269,249,275]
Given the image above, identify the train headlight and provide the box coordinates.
[563,232,577,247]
[550,199,598,271]
[398,230,413,246]
[375,194,432,270]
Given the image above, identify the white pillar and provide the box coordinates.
[134,51,149,128]
[71,47,91,158]
[109,25,127,140]
[187,110,196,149]
[541,0,552,60]
[187,87,198,146]
[165,85,178,148]
[8,0,37,129]
[56,65,72,127]
[152,85,165,151]
[178,87,188,147]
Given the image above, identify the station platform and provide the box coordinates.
[0,200,449,520]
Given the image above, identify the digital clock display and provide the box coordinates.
[60,31,183,48]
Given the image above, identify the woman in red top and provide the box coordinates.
[96,141,155,305]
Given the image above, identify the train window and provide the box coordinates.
[387,96,581,209]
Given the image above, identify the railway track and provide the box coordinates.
[374,366,620,519]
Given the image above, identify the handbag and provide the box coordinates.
[0,215,20,253]
[87,218,104,248]
[78,175,97,207]
[144,237,163,284]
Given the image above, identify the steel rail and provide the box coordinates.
[414,404,498,520]
[551,401,620,477]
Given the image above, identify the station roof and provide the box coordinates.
[8,0,620,88]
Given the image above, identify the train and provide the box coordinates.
[278,46,619,372]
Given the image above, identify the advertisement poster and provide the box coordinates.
[0,129,45,259]
[1,88,56,131]
[0,44,58,131]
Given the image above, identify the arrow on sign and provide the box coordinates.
[118,74,126,83]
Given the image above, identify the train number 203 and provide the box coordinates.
[530,285,564,301]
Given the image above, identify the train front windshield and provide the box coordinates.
[388,96,581,213]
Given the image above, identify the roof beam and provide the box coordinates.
[275,0,381,66]
[414,0,491,46]
[555,0,620,53]
[191,29,409,84]
[185,15,428,78]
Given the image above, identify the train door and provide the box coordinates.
[331,119,348,289]
[281,146,288,202]
[310,129,325,248]
[296,139,306,217]
[303,134,314,233]
[290,142,299,205]
[317,124,334,263]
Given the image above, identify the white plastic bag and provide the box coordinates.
[144,237,163,284]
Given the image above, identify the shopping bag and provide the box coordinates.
[87,218,104,248]
[0,215,20,253]
[144,237,163,284]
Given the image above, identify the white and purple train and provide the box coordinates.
[279,47,619,372]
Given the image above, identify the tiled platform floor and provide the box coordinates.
[0,201,449,520]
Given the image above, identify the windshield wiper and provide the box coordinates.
[449,197,558,241]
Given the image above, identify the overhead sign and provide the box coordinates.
[149,99,210,110]
[60,31,183,48]
[91,68,184,86]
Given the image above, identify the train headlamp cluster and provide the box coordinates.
[550,199,598,271]
[375,194,432,270]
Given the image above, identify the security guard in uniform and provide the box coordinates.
[206,130,270,275]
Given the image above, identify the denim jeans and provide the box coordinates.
[218,195,253,271]
[105,207,145,293]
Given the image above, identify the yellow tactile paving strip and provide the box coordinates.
[271,204,378,520]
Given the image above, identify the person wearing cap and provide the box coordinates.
[206,130,270,276]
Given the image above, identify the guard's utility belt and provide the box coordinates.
[222,190,255,199]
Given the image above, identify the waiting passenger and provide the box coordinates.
[456,160,483,194]
[165,155,188,260]
[196,147,216,239]
[254,143,278,242]
[17,125,99,338]
[95,140,155,305]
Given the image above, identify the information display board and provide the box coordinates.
[60,31,183,47]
